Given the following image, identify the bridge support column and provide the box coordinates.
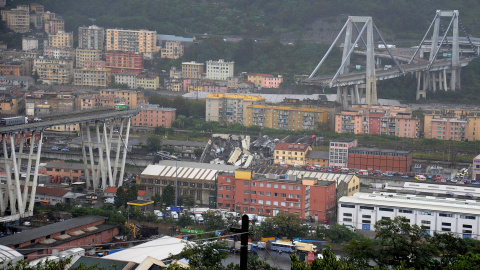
[80,123,91,190]
[118,117,131,187]
[416,71,426,100]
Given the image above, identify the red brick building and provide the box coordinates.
[347,147,412,173]
[105,51,143,75]
[0,216,119,260]
[217,169,336,222]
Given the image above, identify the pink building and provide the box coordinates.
[368,113,382,134]
[261,74,283,88]
[84,60,106,69]
[80,94,100,110]
[395,115,421,138]
[204,83,228,93]
[132,104,176,127]
[429,118,467,141]
[105,51,143,74]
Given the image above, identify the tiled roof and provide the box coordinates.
[274,143,309,152]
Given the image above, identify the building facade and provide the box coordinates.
[78,25,105,50]
[1,5,29,33]
[348,147,412,173]
[205,59,234,80]
[306,151,329,167]
[273,143,312,166]
[246,105,328,131]
[105,29,158,59]
[206,94,265,123]
[161,41,184,59]
[47,31,73,48]
[44,18,64,34]
[247,73,283,88]
[44,161,85,183]
[182,61,204,79]
[43,47,75,60]
[99,89,145,108]
[26,91,78,114]
[105,51,143,75]
[217,170,336,221]
[114,73,137,89]
[136,74,159,90]
[73,68,112,87]
[132,105,176,127]
[75,49,102,68]
[329,139,358,168]
[22,37,44,51]
[33,58,73,85]
[339,192,480,238]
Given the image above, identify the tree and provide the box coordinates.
[177,213,194,227]
[32,70,39,83]
[180,194,195,208]
[126,185,139,202]
[152,193,162,207]
[323,224,358,243]
[262,212,307,240]
[203,210,226,231]
[162,184,175,207]
[170,241,228,270]
[114,186,127,208]
[290,246,350,270]
[146,134,162,151]
[3,256,108,270]
[172,96,188,117]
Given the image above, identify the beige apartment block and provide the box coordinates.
[48,31,73,48]
[182,61,204,79]
[33,58,73,85]
[105,29,158,59]
[206,93,265,123]
[73,68,112,87]
[161,41,184,59]
[75,49,102,68]
[1,5,29,33]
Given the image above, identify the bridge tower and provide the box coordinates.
[309,16,400,108]
[411,10,463,99]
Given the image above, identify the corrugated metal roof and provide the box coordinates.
[141,161,238,182]
[286,170,355,183]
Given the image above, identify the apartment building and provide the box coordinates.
[105,29,158,59]
[105,51,143,75]
[22,37,45,51]
[335,105,420,138]
[78,25,105,51]
[73,68,112,87]
[99,89,145,108]
[44,162,85,182]
[160,41,184,59]
[217,169,336,221]
[0,91,25,115]
[273,143,312,166]
[84,60,106,69]
[165,67,183,92]
[339,191,480,238]
[114,73,137,89]
[206,93,265,123]
[1,5,29,33]
[44,18,64,35]
[306,151,329,167]
[33,58,73,85]
[329,139,358,168]
[0,64,22,76]
[424,109,480,141]
[75,49,102,68]
[246,105,328,131]
[348,147,412,173]
[182,61,204,79]
[136,74,159,90]
[132,104,176,127]
[47,31,73,48]
[43,47,75,60]
[247,73,283,88]
[205,59,234,80]
[26,91,79,114]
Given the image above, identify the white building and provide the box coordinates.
[22,37,43,51]
[338,191,480,239]
[114,73,137,89]
[205,59,234,81]
[329,139,357,168]
[78,25,105,51]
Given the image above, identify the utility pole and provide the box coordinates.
[230,215,249,270]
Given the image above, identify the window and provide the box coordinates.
[288,194,293,198]
[259,200,263,204]
[281,202,286,206]
[421,220,431,224]
[259,183,264,187]
[251,191,256,195]
[273,201,279,206]
[226,178,231,183]
[219,186,224,190]
[274,193,278,197]
[419,211,434,216]
[274,184,279,188]
[460,215,476,220]
[289,185,294,190]
[439,213,453,217]
[266,200,271,205]
[226,186,231,191]
[379,208,393,212]
[251,199,256,203]
[399,209,413,214]
[259,191,264,195]
[244,182,250,186]
[244,199,248,203]
[296,186,301,190]
[243,207,248,212]
[360,206,374,210]
[341,204,355,208]
[267,183,271,188]
[362,215,371,218]
[281,185,286,189]
[442,222,451,226]
[441,228,451,232]
[244,190,249,194]
[362,220,371,224]
[218,194,223,198]
[343,213,352,217]
[463,224,472,228]
[343,218,352,222]
[266,192,271,196]
[281,193,286,198]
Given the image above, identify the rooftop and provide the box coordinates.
[141,161,238,181]
[71,257,137,270]
[0,216,106,246]
[349,147,411,155]
[274,143,309,151]
[307,150,329,160]
[162,139,207,148]
[45,161,85,170]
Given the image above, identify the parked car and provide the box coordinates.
[61,148,69,152]
[51,146,59,151]
[401,175,409,179]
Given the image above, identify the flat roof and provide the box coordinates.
[307,150,329,160]
[339,192,480,215]
[104,236,191,263]
[350,147,411,155]
[141,161,238,181]
[286,170,356,184]
[0,216,106,246]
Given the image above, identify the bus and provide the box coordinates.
[270,241,295,253]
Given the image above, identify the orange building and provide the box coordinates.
[44,161,85,183]
[217,169,336,222]
[0,64,22,76]
[132,104,176,127]
[99,89,145,108]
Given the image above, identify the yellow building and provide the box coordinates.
[187,83,204,92]
[99,89,145,108]
[105,29,158,59]
[0,92,25,115]
[1,5,29,33]
[306,150,329,167]
[136,74,159,90]
[33,58,73,85]
[245,105,328,131]
[206,94,265,123]
[48,31,73,48]
[75,49,102,68]
[273,143,312,166]
[182,61,204,79]
[73,68,112,87]
[161,41,184,59]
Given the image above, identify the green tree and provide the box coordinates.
[169,241,228,270]
[180,194,195,208]
[3,256,109,270]
[203,210,226,231]
[126,185,139,202]
[152,193,162,207]
[269,212,307,240]
[146,134,162,151]
[114,187,127,208]
[162,184,175,207]
[172,96,189,117]
[177,213,194,227]
[323,224,358,243]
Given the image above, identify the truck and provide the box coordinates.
[114,104,129,111]
[153,210,163,219]
[104,198,114,204]
[167,206,183,213]
[194,213,204,224]
[0,116,28,126]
